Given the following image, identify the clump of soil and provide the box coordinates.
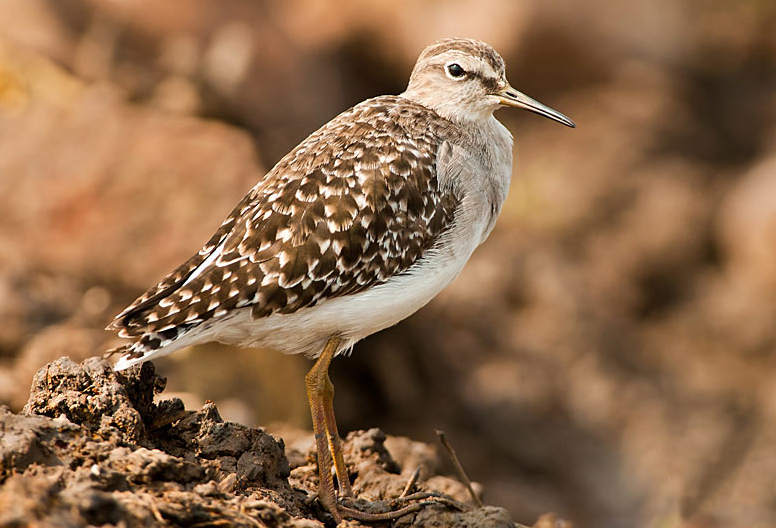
[0,356,539,527]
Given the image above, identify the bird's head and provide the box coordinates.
[403,37,575,127]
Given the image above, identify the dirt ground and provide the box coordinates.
[1,356,531,527]
[1,1,776,527]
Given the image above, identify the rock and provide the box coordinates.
[0,407,81,475]
[403,505,516,528]
[22,356,157,442]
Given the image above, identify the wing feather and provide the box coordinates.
[110,96,460,339]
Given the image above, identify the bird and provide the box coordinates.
[107,37,575,522]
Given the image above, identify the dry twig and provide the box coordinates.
[436,430,483,508]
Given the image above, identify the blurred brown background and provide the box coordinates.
[1,0,775,526]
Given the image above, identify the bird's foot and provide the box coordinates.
[332,492,468,523]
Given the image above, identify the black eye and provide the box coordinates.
[447,63,465,78]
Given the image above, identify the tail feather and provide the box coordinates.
[113,349,153,371]
[105,343,131,358]
[108,324,203,371]
[109,338,162,371]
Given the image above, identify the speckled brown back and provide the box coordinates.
[109,96,460,351]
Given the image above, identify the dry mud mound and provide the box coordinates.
[0,356,541,527]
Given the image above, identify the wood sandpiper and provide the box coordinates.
[108,37,575,522]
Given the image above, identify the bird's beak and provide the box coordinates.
[498,84,576,128]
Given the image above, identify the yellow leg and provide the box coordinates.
[322,368,354,498]
[306,336,427,523]
[305,336,349,521]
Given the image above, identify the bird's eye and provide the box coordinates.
[446,63,465,78]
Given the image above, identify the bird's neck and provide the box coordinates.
[399,90,496,125]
